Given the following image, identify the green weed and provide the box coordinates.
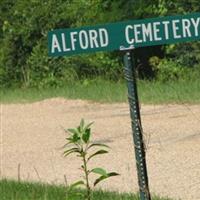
[63,119,119,200]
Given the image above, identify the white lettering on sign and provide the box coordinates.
[191,17,200,36]
[50,15,200,55]
[62,33,71,52]
[124,17,200,46]
[51,34,61,53]
[79,30,89,49]
[182,19,191,38]
[134,24,143,43]
[89,30,99,48]
[125,25,134,44]
[99,28,109,47]
[162,21,170,39]
[153,22,162,41]
[51,28,109,53]
[172,20,181,39]
[142,23,153,42]
[70,32,78,50]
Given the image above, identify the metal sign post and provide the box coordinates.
[122,47,151,200]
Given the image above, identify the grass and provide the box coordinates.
[139,79,200,104]
[0,179,173,200]
[0,79,200,104]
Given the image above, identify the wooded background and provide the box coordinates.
[0,0,200,88]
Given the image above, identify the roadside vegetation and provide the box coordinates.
[0,1,200,102]
[0,179,173,200]
[1,79,200,104]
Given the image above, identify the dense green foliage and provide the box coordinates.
[0,179,173,200]
[0,0,199,88]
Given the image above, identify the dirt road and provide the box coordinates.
[1,98,200,200]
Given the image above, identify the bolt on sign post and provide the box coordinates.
[48,13,200,200]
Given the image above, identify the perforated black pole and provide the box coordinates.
[123,50,151,200]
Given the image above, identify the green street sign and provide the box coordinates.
[48,12,200,57]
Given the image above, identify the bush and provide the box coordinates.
[26,41,123,88]
[150,57,200,82]
[27,42,79,88]
[165,42,200,68]
[0,1,199,88]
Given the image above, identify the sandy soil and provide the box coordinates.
[1,98,200,200]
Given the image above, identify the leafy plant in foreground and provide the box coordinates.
[63,119,119,200]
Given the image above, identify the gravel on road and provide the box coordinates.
[1,98,200,200]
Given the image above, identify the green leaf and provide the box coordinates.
[94,176,107,187]
[66,137,73,142]
[72,133,80,143]
[94,172,120,187]
[91,168,107,176]
[84,121,94,130]
[69,180,85,190]
[87,150,108,161]
[108,172,120,177]
[77,126,81,133]
[63,128,68,133]
[80,119,85,131]
[63,148,80,157]
[62,141,73,149]
[64,147,79,154]
[67,128,78,135]
[82,128,91,143]
[64,151,77,157]
[87,143,110,150]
